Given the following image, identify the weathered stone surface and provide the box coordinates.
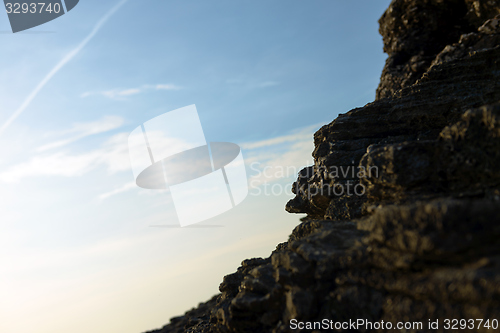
[286,38,500,219]
[143,1,500,332]
[377,0,500,100]
[146,199,500,332]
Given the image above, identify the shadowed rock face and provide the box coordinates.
[286,6,500,219]
[143,1,500,332]
[376,0,500,99]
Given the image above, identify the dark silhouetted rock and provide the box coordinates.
[143,1,500,332]
[376,0,500,99]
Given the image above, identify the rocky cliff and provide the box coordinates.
[145,1,500,332]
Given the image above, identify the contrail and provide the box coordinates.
[0,0,129,136]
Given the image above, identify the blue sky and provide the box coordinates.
[0,1,391,332]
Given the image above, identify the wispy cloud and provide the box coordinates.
[241,123,319,150]
[81,84,182,99]
[37,116,124,152]
[242,124,319,186]
[0,120,318,200]
[0,132,131,183]
[98,181,136,200]
[0,0,129,136]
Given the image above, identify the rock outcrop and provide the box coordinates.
[144,1,500,332]
[376,0,500,99]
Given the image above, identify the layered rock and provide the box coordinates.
[286,3,500,219]
[144,1,500,332]
[376,0,500,99]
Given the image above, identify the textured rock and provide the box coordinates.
[143,1,500,332]
[376,0,500,100]
[286,39,500,219]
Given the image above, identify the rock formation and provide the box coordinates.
[144,1,500,332]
